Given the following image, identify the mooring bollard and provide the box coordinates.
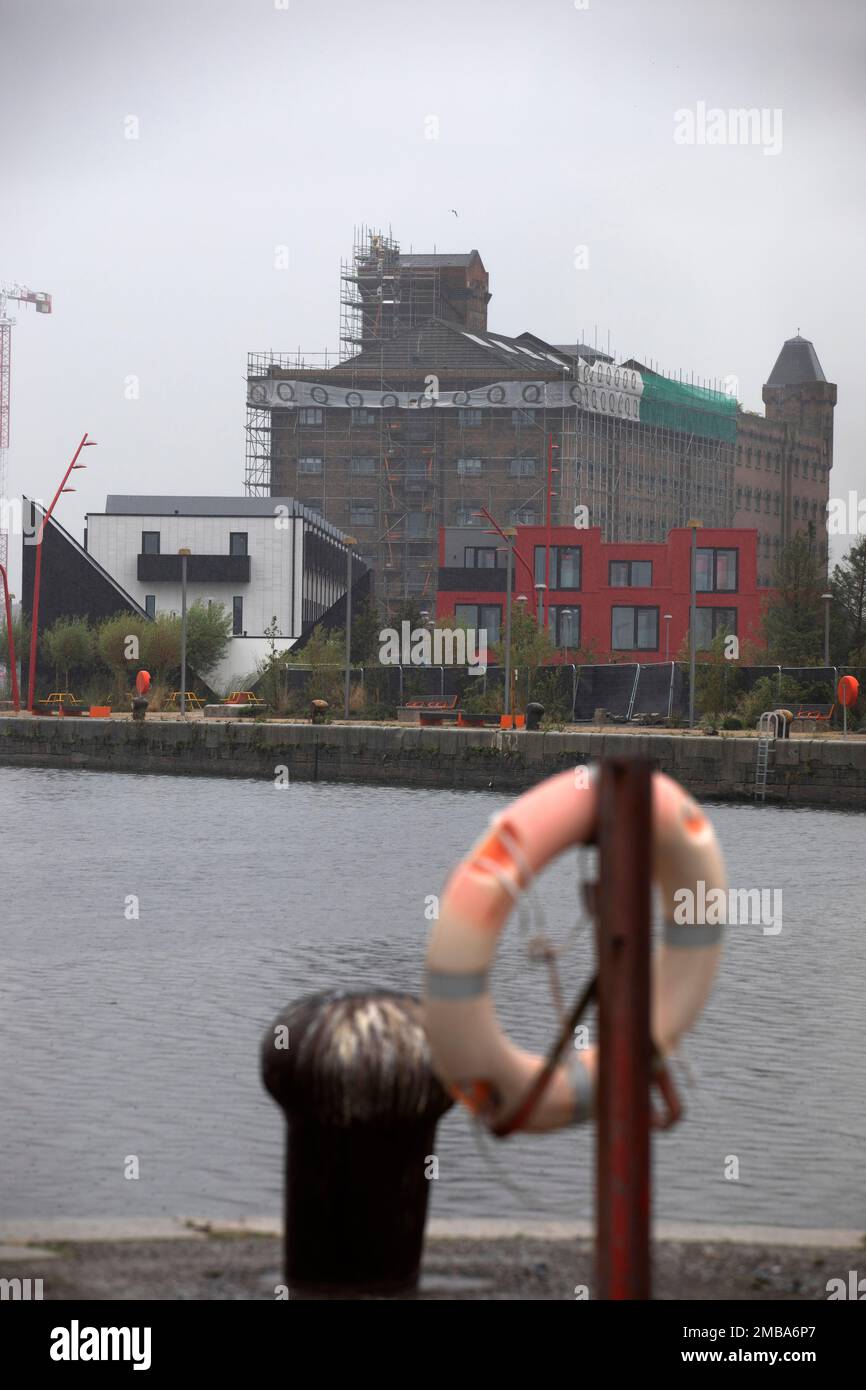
[525,701,545,730]
[310,698,328,724]
[261,989,452,1295]
[131,696,148,722]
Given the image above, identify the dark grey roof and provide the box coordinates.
[397,252,480,268]
[766,335,827,387]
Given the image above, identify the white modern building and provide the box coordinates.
[85,496,362,691]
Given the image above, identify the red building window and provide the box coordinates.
[696,547,738,592]
[534,545,581,588]
[612,606,658,651]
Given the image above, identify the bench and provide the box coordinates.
[791,702,835,732]
[397,697,459,726]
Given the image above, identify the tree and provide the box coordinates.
[97,612,150,697]
[350,598,383,665]
[762,534,825,664]
[286,624,346,707]
[41,617,95,691]
[830,537,866,663]
[0,610,30,681]
[186,601,232,677]
[141,613,182,684]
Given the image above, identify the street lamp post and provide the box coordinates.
[534,582,547,630]
[179,548,191,715]
[663,613,673,663]
[343,537,357,720]
[687,521,701,729]
[503,528,516,716]
[561,608,572,665]
[821,592,832,668]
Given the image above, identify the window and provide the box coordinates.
[299,407,323,425]
[406,456,427,478]
[351,407,376,426]
[144,595,156,618]
[512,408,537,426]
[695,547,738,592]
[457,458,482,476]
[232,596,244,635]
[551,605,580,649]
[793,497,801,519]
[407,511,428,538]
[774,492,780,515]
[534,545,581,589]
[455,503,482,527]
[744,489,752,511]
[299,456,323,474]
[351,456,377,475]
[350,502,375,527]
[229,532,248,557]
[509,456,537,477]
[454,603,502,646]
[305,498,323,516]
[458,408,483,427]
[509,505,536,524]
[612,606,659,651]
[695,607,737,650]
[141,531,160,555]
[464,546,499,568]
[609,560,652,587]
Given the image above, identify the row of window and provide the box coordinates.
[738,446,828,480]
[452,603,737,652]
[141,532,249,557]
[300,455,541,478]
[461,544,739,592]
[143,594,246,636]
[296,407,541,429]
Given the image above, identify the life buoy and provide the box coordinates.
[423,767,725,1133]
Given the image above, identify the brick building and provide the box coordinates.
[436,524,765,664]
[245,231,835,614]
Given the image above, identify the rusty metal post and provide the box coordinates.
[596,758,652,1299]
[262,990,452,1295]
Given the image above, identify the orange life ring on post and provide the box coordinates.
[423,767,726,1133]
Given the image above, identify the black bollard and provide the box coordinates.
[525,701,545,730]
[131,696,148,722]
[261,990,452,1296]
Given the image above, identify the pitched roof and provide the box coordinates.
[766,335,827,387]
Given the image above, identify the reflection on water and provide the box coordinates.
[2,766,864,1227]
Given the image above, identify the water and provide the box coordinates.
[1,766,864,1230]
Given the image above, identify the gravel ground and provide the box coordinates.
[3,1233,862,1301]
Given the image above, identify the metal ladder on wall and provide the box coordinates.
[754,711,780,802]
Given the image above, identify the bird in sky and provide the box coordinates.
[450,209,458,217]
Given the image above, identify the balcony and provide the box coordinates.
[438,566,506,593]
[137,554,251,583]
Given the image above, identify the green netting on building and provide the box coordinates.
[639,373,737,443]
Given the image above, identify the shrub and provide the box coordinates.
[721,714,744,730]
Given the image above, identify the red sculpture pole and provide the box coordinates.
[0,561,20,711]
[26,433,93,711]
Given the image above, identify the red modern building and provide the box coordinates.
[436,524,767,662]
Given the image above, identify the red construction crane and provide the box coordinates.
[0,283,52,568]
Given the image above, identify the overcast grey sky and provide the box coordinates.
[2,0,864,587]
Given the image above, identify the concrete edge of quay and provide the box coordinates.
[1,714,866,807]
[0,1215,862,1251]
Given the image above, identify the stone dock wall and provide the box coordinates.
[1,716,865,807]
